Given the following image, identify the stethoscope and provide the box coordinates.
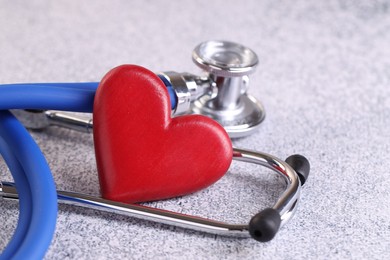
[0,40,310,258]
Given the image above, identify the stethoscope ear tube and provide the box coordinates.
[249,208,281,242]
[1,149,309,242]
[285,154,310,186]
[248,154,310,242]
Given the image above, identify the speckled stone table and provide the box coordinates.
[1,0,389,259]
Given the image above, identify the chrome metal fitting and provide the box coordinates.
[159,72,192,115]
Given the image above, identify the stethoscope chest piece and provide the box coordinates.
[191,41,265,138]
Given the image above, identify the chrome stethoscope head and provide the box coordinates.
[191,40,265,138]
[1,149,309,242]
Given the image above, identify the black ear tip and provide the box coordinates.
[249,208,281,242]
[285,154,310,185]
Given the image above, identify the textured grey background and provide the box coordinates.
[1,0,390,259]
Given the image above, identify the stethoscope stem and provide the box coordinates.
[1,182,249,237]
[1,149,309,242]
[19,110,94,133]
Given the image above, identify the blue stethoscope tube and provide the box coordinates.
[0,81,177,112]
[0,111,57,260]
[0,137,33,259]
[0,80,176,258]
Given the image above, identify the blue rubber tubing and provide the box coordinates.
[0,83,97,258]
[0,84,97,112]
[0,80,177,111]
[0,111,57,259]
[0,138,33,259]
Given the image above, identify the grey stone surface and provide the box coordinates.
[0,0,389,259]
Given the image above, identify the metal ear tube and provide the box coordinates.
[1,150,309,242]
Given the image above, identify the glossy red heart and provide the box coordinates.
[93,65,232,203]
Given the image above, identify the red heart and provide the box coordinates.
[93,65,232,203]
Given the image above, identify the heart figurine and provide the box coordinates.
[93,65,233,203]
